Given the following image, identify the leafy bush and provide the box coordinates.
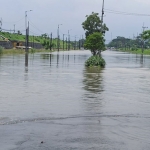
[131,47,138,51]
[85,55,105,67]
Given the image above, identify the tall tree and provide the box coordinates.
[82,12,109,38]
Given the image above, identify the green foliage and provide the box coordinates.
[85,55,105,67]
[45,41,50,50]
[82,12,109,38]
[30,48,36,53]
[131,45,138,51]
[50,43,55,50]
[108,36,149,50]
[41,33,48,39]
[0,46,3,55]
[42,40,56,50]
[0,31,74,50]
[84,32,105,55]
[142,30,150,40]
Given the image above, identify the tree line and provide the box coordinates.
[108,32,150,51]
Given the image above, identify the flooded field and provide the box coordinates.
[0,50,150,150]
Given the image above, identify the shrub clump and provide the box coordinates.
[85,55,105,67]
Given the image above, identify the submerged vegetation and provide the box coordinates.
[117,48,150,55]
[0,48,48,55]
[85,55,105,67]
[82,12,108,67]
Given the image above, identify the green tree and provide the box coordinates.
[41,33,48,39]
[142,30,150,40]
[82,12,109,38]
[84,32,105,56]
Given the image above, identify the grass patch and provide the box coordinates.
[85,55,106,67]
[0,48,71,55]
[118,48,150,55]
[1,49,47,55]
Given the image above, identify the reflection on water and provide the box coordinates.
[25,52,28,74]
[41,52,73,67]
[140,54,144,65]
[50,53,52,66]
[57,54,59,66]
[82,67,104,114]
[83,67,103,93]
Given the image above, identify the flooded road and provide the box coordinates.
[0,50,150,150]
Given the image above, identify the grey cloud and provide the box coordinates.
[1,0,150,42]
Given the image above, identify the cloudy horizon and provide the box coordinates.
[1,0,150,43]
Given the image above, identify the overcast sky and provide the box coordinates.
[1,0,150,43]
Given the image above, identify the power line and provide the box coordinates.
[1,28,14,32]
[3,17,25,24]
[27,17,45,34]
[105,9,150,16]
[29,30,41,36]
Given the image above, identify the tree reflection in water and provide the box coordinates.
[41,54,53,66]
[83,67,104,94]
[82,67,104,113]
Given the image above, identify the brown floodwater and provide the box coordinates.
[0,50,150,150]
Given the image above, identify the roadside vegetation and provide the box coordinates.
[117,48,150,55]
[108,30,150,55]
[0,48,49,55]
[0,31,77,50]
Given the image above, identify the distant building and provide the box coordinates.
[11,40,24,48]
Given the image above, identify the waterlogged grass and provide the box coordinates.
[0,48,72,55]
[2,49,25,54]
[133,49,150,55]
[1,49,47,55]
[118,48,150,55]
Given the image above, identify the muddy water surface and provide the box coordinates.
[0,50,150,150]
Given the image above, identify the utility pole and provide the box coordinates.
[63,34,64,50]
[66,37,68,50]
[33,35,34,48]
[101,0,105,32]
[142,23,148,53]
[14,24,15,33]
[79,38,81,50]
[50,32,52,51]
[25,10,32,53]
[68,30,70,50]
[26,21,29,53]
[82,35,83,48]
[57,24,62,51]
[74,36,76,50]
[57,25,59,51]
[0,18,2,31]
[111,32,112,41]
[25,11,27,52]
